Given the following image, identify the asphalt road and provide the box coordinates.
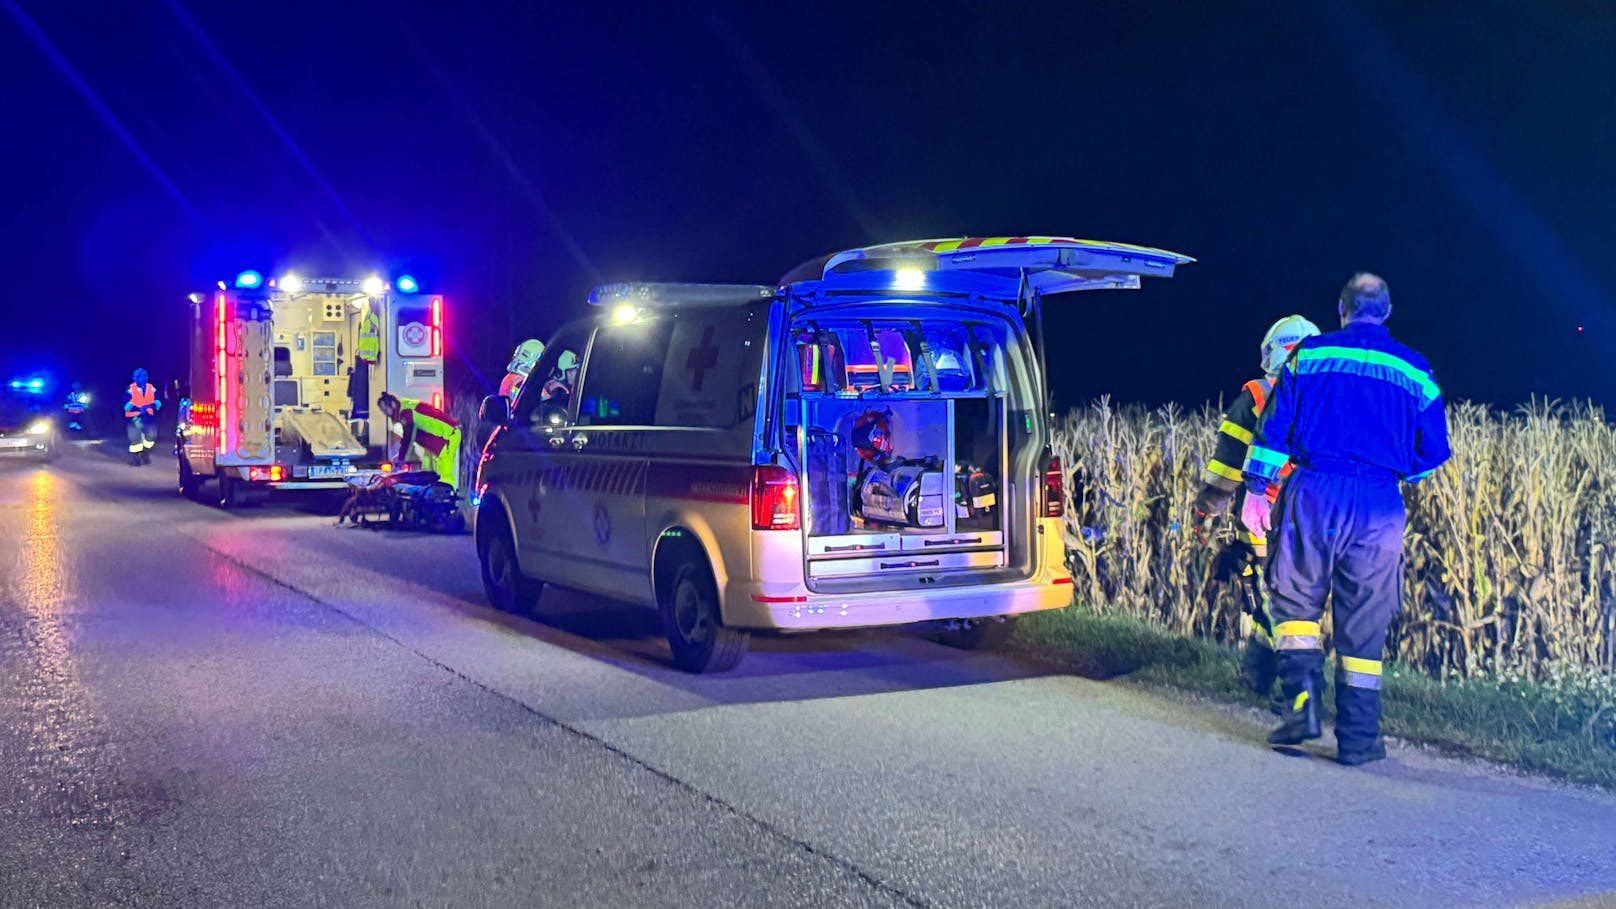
[1,442,1613,909]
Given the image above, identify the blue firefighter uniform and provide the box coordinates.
[1243,320,1450,763]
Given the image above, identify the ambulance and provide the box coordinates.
[178,270,446,507]
[474,237,1192,672]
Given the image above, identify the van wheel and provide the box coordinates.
[178,458,201,498]
[935,616,1017,651]
[661,560,748,673]
[479,516,543,613]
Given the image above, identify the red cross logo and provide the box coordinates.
[403,323,427,347]
[686,325,720,392]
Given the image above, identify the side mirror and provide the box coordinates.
[479,394,511,426]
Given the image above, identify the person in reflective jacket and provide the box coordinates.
[1192,315,1319,707]
[378,392,462,490]
[123,368,161,466]
[1241,273,1450,765]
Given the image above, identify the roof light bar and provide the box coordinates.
[587,283,775,308]
[235,270,263,289]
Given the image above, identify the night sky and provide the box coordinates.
[2,1,1612,412]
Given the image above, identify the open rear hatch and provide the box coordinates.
[779,237,1192,594]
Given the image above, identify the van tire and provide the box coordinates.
[660,559,747,673]
[479,512,544,613]
[935,616,1017,651]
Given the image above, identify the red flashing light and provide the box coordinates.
[1051,577,1073,585]
[216,294,228,445]
[1043,456,1065,518]
[751,465,800,531]
[431,298,443,357]
[432,392,443,410]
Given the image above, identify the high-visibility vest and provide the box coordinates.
[1242,378,1294,501]
[400,398,458,455]
[357,311,381,363]
[125,383,157,419]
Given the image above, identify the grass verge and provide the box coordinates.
[1010,605,1616,790]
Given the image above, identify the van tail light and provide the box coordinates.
[751,465,800,531]
[1043,456,1064,518]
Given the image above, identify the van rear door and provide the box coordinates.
[811,237,1195,400]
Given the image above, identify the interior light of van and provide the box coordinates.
[611,304,639,324]
[751,465,800,531]
[280,273,303,293]
[235,270,263,289]
[396,274,418,293]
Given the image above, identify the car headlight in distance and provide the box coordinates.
[27,420,50,435]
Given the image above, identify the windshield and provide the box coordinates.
[0,395,45,427]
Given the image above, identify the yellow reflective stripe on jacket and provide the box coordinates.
[1206,459,1243,484]
[1219,419,1254,446]
[1274,620,1322,651]
[1339,655,1384,690]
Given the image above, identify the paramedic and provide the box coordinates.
[378,392,462,490]
[1241,273,1450,766]
[1191,315,1320,705]
[123,368,161,466]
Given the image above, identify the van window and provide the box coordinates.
[653,307,764,429]
[575,319,673,426]
[515,323,592,429]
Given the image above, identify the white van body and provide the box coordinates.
[475,238,1192,671]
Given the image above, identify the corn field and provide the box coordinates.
[1053,398,1616,679]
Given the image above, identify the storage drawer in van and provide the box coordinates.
[807,549,1005,579]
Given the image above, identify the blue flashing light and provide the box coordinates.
[235,269,263,289]
[7,380,20,389]
[396,274,419,294]
[28,379,43,390]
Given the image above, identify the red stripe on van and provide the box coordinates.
[645,464,752,504]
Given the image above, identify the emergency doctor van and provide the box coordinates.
[474,237,1193,672]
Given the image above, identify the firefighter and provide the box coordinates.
[377,392,462,490]
[499,339,545,400]
[539,350,580,415]
[1241,273,1450,765]
[1191,315,1320,706]
[123,368,161,466]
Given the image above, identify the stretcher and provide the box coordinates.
[337,469,466,534]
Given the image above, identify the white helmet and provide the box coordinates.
[556,350,580,372]
[1261,315,1321,377]
[506,339,545,377]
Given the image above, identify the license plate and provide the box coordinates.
[309,465,349,479]
[0,438,28,448]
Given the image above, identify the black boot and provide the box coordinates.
[1335,672,1386,765]
[129,452,142,466]
[1268,655,1324,746]
[140,449,152,465]
[1337,738,1387,766]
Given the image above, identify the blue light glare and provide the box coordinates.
[235,270,263,289]
[396,275,419,294]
